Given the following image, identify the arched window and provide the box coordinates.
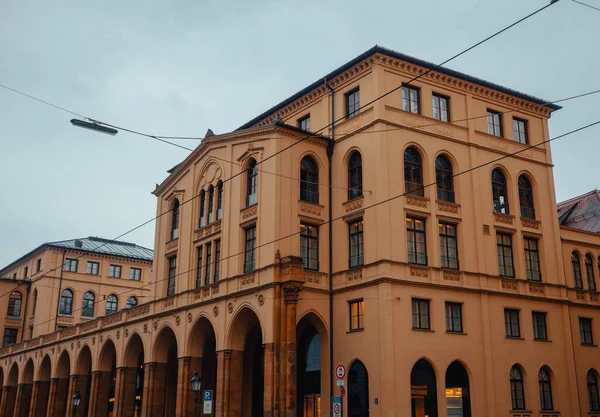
[538,366,553,411]
[435,155,454,203]
[588,369,600,412]
[246,158,258,206]
[518,175,535,219]
[586,254,597,291]
[7,291,22,317]
[59,289,73,315]
[404,147,424,197]
[348,151,363,200]
[32,289,38,316]
[208,185,215,223]
[492,169,509,214]
[106,294,118,316]
[510,365,526,410]
[171,199,180,240]
[199,190,206,227]
[217,181,224,220]
[82,291,95,318]
[126,296,138,309]
[572,252,583,289]
[348,360,370,417]
[300,156,319,204]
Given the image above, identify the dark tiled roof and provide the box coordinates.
[0,236,153,275]
[238,45,561,130]
[558,190,600,233]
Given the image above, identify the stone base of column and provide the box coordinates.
[30,381,50,417]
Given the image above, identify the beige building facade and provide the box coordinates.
[0,46,598,417]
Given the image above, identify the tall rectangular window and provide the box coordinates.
[36,259,41,272]
[2,329,18,347]
[432,94,449,122]
[167,256,177,296]
[298,114,311,131]
[345,88,360,118]
[196,246,203,288]
[439,222,458,269]
[412,299,431,330]
[348,220,364,268]
[214,240,221,282]
[445,302,463,333]
[64,259,78,272]
[130,268,142,281]
[244,226,257,273]
[513,118,528,144]
[109,265,122,278]
[505,308,521,338]
[402,85,420,114]
[497,233,515,277]
[487,110,503,137]
[300,224,319,271]
[205,243,212,286]
[524,238,541,281]
[532,312,548,341]
[407,217,427,265]
[24,267,28,279]
[580,317,594,345]
[349,300,365,331]
[86,262,99,275]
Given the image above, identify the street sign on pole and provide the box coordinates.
[335,364,346,380]
[332,396,342,417]
[340,386,346,398]
[203,390,213,414]
[336,379,344,387]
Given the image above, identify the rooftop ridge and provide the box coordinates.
[557,189,600,208]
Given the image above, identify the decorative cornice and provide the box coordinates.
[343,197,364,214]
[494,212,515,226]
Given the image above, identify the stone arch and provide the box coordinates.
[31,356,52,417]
[195,158,224,193]
[227,305,265,351]
[445,360,472,417]
[149,324,179,417]
[411,358,438,417]
[74,345,93,417]
[120,332,146,417]
[347,359,370,417]
[3,363,19,417]
[55,350,70,379]
[123,332,145,368]
[76,345,92,375]
[187,314,217,357]
[7,362,18,386]
[98,339,116,372]
[15,359,35,417]
[21,358,34,384]
[152,324,178,363]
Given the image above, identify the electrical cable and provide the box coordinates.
[571,0,600,12]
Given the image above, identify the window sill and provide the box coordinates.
[347,328,364,334]
[534,338,552,343]
[81,316,94,320]
[506,336,525,340]
[412,328,434,333]
[446,331,467,335]
[581,343,598,347]
[108,276,122,279]
[5,316,21,320]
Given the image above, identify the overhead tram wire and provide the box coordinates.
[571,0,600,12]
[23,118,600,333]
[0,1,561,318]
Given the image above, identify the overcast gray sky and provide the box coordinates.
[0,0,598,267]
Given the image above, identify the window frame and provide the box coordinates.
[492,168,510,214]
[36,259,41,272]
[246,159,258,207]
[205,242,212,286]
[513,117,528,144]
[196,246,203,288]
[432,93,450,122]
[349,299,365,331]
[439,222,458,270]
[171,199,180,240]
[347,152,363,200]
[167,256,177,297]
[300,156,319,204]
[2,328,18,348]
[406,217,427,265]
[404,147,424,197]
[7,291,22,317]
[345,88,360,119]
[588,369,600,412]
[86,261,99,275]
[510,365,526,410]
[445,302,463,333]
[126,296,138,309]
[586,254,596,291]
[300,223,319,271]
[487,109,503,137]
[217,181,224,221]
[435,155,454,203]
[532,311,548,341]
[538,367,554,411]
[82,291,95,318]
[208,185,215,224]
[580,317,594,346]
[524,238,541,282]
[199,190,206,227]
[573,252,584,289]
[401,85,420,114]
[129,267,142,281]
[64,258,78,272]
[505,308,521,338]
[106,294,118,316]
[109,264,122,278]
[244,225,257,273]
[348,219,364,268]
[518,175,535,219]
[497,233,515,278]
[298,114,311,131]
[214,239,221,283]
[412,298,431,330]
[59,289,74,315]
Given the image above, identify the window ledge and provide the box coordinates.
[81,316,94,320]
[5,316,21,320]
[412,328,434,333]
[581,343,598,347]
[534,338,552,343]
[446,331,467,336]
[58,314,73,318]
[347,328,364,334]
[506,336,525,340]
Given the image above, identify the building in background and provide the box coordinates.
[0,236,153,344]
[0,46,599,417]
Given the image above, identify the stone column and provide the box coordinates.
[45,379,59,417]
[283,284,301,417]
[140,363,156,417]
[176,357,191,417]
[215,351,227,417]
[64,375,79,417]
[262,343,275,417]
[113,367,140,417]
[0,386,16,417]
[14,383,33,417]
[87,371,111,417]
[227,351,243,417]
[27,382,39,417]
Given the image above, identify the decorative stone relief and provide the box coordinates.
[348,269,362,282]
[494,213,514,225]
[299,203,322,217]
[125,329,129,338]
[241,205,258,220]
[577,291,586,301]
[528,283,544,294]
[521,219,540,229]
[344,198,364,213]
[165,240,178,252]
[175,316,180,326]
[409,266,429,278]
[228,303,233,313]
[258,295,265,306]
[406,196,428,209]
[143,324,148,333]
[188,313,193,323]
[443,271,461,282]
[241,273,256,286]
[127,304,150,319]
[438,202,460,214]
[154,322,158,331]
[501,279,518,290]
[213,306,219,317]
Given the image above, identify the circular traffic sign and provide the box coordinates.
[340,386,346,398]
[336,364,346,379]
[334,404,340,413]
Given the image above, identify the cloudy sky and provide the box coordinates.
[0,0,598,267]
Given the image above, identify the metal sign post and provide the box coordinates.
[203,390,213,414]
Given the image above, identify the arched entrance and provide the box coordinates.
[228,307,264,417]
[48,350,71,417]
[411,359,438,417]
[445,361,471,417]
[296,313,328,417]
[1,363,19,417]
[348,360,369,417]
[151,326,178,417]
[15,359,33,417]
[93,340,117,417]
[119,333,145,417]
[31,355,51,417]
[188,317,217,417]
[75,346,92,417]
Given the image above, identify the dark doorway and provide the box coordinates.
[445,361,471,417]
[242,325,264,417]
[297,325,321,417]
[411,359,438,417]
[348,360,369,417]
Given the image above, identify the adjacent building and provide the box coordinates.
[0,46,599,417]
